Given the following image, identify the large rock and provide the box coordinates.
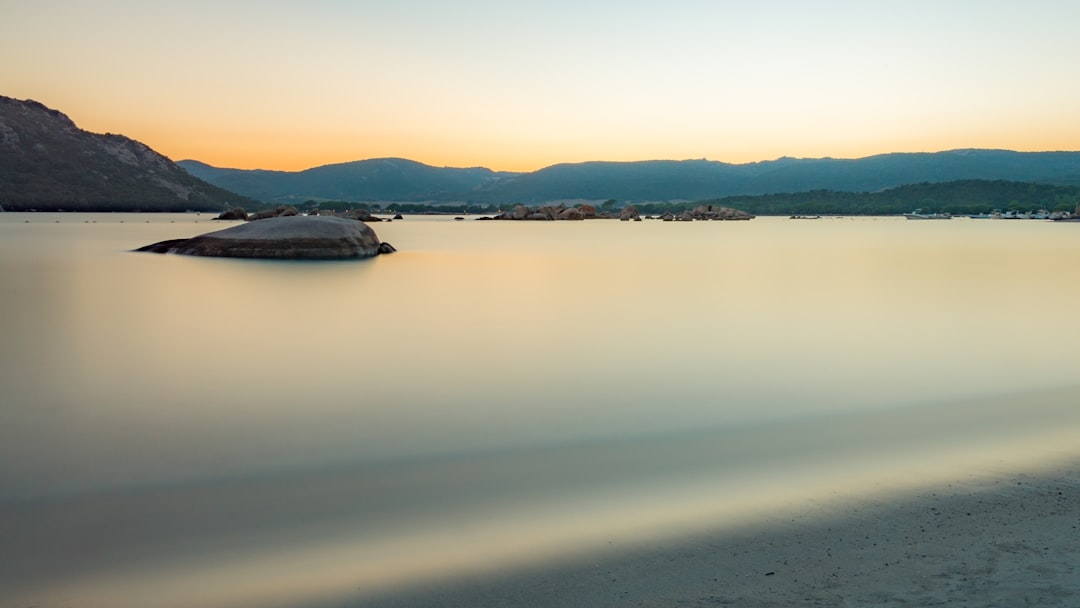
[557,207,584,220]
[135,215,393,259]
[342,208,383,222]
[536,205,563,220]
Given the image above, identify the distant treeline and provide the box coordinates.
[296,180,1080,217]
[681,180,1080,216]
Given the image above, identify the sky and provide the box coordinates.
[2,0,1079,172]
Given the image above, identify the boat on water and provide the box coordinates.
[988,209,1073,220]
[993,210,1026,219]
[904,209,952,220]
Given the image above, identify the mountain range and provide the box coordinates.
[180,150,1080,205]
[3,94,1080,212]
[178,158,518,204]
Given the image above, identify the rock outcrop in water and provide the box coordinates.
[685,204,755,220]
[136,215,395,259]
[490,202,751,221]
[492,203,622,220]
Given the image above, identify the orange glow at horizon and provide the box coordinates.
[4,2,1079,174]
[121,124,1080,174]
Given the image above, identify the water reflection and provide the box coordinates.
[2,214,1080,606]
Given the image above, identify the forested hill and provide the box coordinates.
[179,158,519,205]
[0,96,254,211]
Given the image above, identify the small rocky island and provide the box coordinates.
[487,203,754,221]
[136,215,395,259]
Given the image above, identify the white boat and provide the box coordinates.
[904,209,952,220]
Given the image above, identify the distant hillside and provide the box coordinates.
[475,151,1080,204]
[0,96,255,211]
[178,158,520,205]
[183,150,1080,205]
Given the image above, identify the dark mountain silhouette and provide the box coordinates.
[0,96,254,211]
[182,150,1080,205]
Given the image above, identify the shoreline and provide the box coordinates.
[356,463,1080,607]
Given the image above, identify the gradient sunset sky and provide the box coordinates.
[3,0,1079,172]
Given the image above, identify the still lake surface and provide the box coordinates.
[2,213,1079,607]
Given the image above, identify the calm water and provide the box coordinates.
[2,213,1080,607]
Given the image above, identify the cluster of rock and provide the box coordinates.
[215,205,302,221]
[214,206,391,223]
[491,203,642,221]
[489,203,754,222]
[653,204,755,221]
[137,215,395,260]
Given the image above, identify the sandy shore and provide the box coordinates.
[356,464,1080,607]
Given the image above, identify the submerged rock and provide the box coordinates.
[215,207,248,220]
[248,205,298,221]
[135,215,394,259]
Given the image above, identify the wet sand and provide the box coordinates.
[358,464,1080,607]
